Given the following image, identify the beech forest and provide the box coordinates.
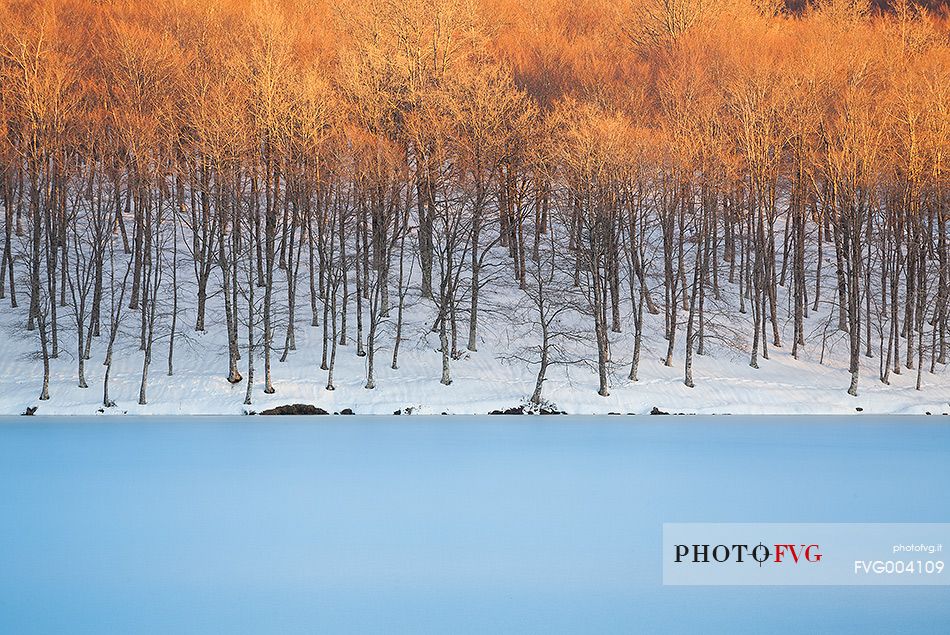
[1,0,948,407]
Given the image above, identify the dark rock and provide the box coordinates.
[490,403,565,415]
[259,404,329,416]
[339,408,354,415]
[393,410,402,415]
[855,407,863,412]
[489,406,525,415]
[650,407,669,415]
[23,406,37,416]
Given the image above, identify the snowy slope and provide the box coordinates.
[0,238,946,416]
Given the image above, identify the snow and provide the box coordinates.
[0,416,948,633]
[0,238,947,416]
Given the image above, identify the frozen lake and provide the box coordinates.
[1,416,948,633]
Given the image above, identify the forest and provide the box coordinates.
[0,0,947,410]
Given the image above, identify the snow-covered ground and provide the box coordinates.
[0,244,947,416]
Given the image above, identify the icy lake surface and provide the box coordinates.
[1,416,948,634]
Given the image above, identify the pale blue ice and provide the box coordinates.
[1,416,948,633]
